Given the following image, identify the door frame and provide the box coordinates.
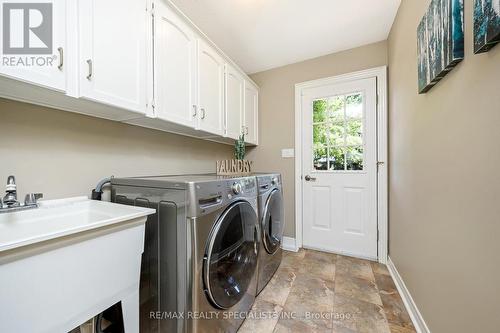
[294,66,388,264]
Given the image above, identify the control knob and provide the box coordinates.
[271,177,279,185]
[231,182,243,195]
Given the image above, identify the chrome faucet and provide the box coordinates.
[0,175,43,213]
[3,175,19,207]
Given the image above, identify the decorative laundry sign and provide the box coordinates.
[216,160,253,175]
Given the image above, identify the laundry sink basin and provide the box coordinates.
[0,197,155,333]
[0,196,155,252]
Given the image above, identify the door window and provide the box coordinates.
[204,201,258,309]
[313,93,364,171]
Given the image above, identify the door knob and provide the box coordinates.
[304,175,316,181]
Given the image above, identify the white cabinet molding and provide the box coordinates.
[197,39,225,136]
[78,0,147,114]
[244,80,259,145]
[225,64,244,140]
[153,0,197,128]
[0,0,67,92]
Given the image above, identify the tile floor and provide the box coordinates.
[238,249,416,333]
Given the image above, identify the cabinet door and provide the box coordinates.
[0,0,66,91]
[154,1,197,127]
[225,64,244,140]
[197,39,224,136]
[79,0,147,114]
[244,80,258,145]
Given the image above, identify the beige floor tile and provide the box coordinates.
[379,293,415,330]
[332,321,359,333]
[273,317,331,333]
[238,298,283,333]
[333,295,390,333]
[282,274,335,330]
[374,273,398,295]
[304,249,337,263]
[336,255,376,282]
[335,273,382,306]
[280,249,306,269]
[258,266,297,306]
[298,250,336,281]
[388,323,417,333]
[371,262,391,276]
[239,249,414,333]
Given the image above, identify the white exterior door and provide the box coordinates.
[225,64,243,139]
[197,39,224,136]
[79,0,147,114]
[154,1,197,127]
[301,77,378,259]
[244,80,258,145]
[0,0,66,91]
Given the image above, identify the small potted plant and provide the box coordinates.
[234,134,246,160]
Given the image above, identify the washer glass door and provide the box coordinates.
[262,189,284,254]
[205,201,258,309]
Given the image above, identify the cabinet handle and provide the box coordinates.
[86,59,93,80]
[201,108,206,120]
[192,105,197,117]
[57,47,63,70]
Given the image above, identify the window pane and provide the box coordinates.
[329,147,345,171]
[328,95,345,122]
[313,124,328,146]
[313,146,328,171]
[346,146,364,170]
[345,118,363,146]
[328,122,344,146]
[346,93,363,119]
[313,99,328,123]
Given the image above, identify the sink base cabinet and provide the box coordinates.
[0,220,146,333]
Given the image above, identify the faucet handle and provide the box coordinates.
[24,193,43,206]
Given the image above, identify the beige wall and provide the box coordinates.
[248,41,388,237]
[0,99,232,200]
[388,1,500,332]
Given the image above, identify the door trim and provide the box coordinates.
[294,66,388,264]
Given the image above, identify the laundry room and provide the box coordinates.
[1,0,499,332]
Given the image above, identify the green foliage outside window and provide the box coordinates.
[312,94,364,171]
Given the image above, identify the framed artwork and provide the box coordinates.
[474,0,500,53]
[417,0,464,94]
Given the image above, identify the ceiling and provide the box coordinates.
[170,0,401,74]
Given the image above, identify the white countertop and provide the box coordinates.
[0,197,155,253]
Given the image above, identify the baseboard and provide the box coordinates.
[281,236,299,252]
[387,257,431,333]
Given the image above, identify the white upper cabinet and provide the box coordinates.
[0,0,258,144]
[154,1,197,127]
[225,64,244,140]
[0,0,67,91]
[78,0,147,114]
[244,80,259,145]
[197,39,224,136]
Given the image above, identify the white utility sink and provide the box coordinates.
[0,197,155,333]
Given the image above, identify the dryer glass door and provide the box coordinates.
[205,201,258,309]
[262,189,284,254]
